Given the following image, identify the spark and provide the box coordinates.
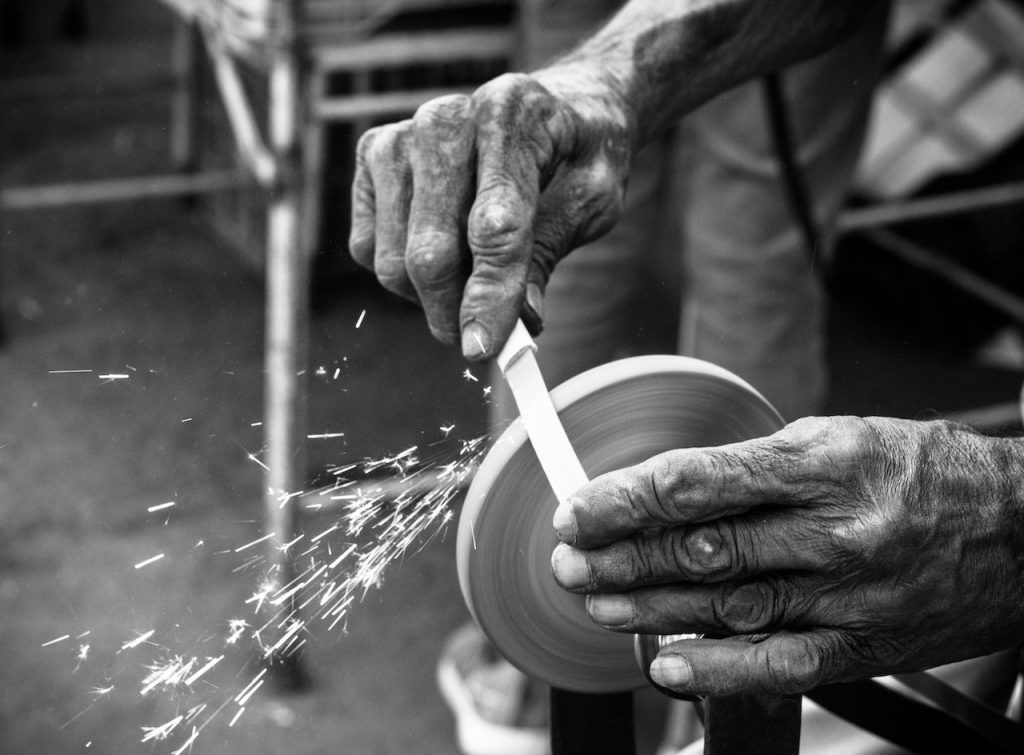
[276,534,304,553]
[141,714,184,742]
[333,368,341,380]
[171,726,199,755]
[355,309,366,328]
[234,669,267,705]
[309,523,339,543]
[134,553,165,569]
[119,629,155,653]
[141,656,196,695]
[57,431,490,753]
[234,532,275,553]
[48,369,93,374]
[245,581,275,613]
[184,703,207,723]
[181,418,193,423]
[247,453,270,471]
[225,619,248,645]
[482,385,492,397]
[98,373,130,380]
[184,655,223,686]
[250,421,262,427]
[42,634,70,647]
[307,432,345,440]
[462,368,478,382]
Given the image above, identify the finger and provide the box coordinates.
[459,74,558,360]
[582,576,812,636]
[366,122,417,302]
[649,630,852,697]
[554,424,837,548]
[349,128,378,270]
[551,512,831,593]
[406,95,475,345]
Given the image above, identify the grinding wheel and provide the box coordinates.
[456,355,784,693]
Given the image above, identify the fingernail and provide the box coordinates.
[587,594,634,627]
[650,655,693,687]
[525,282,544,322]
[552,501,576,543]
[551,544,590,589]
[461,322,490,359]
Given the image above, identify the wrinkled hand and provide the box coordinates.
[550,416,1024,697]
[349,71,631,359]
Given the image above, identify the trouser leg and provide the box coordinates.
[679,4,891,421]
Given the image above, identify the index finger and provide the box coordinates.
[459,75,563,359]
[553,435,804,549]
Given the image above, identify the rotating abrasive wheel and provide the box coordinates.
[456,355,784,693]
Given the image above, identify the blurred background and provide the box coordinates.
[2,0,1024,753]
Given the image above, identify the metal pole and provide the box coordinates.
[262,0,311,689]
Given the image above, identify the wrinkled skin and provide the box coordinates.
[349,73,631,360]
[550,416,1024,697]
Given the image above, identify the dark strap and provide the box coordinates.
[808,676,1024,755]
[550,687,635,755]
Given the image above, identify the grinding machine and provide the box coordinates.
[455,321,802,754]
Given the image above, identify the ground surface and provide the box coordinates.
[3,3,1024,755]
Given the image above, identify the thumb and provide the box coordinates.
[650,631,842,697]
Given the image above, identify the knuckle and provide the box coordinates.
[643,453,683,522]
[675,522,737,579]
[412,94,471,135]
[716,580,784,634]
[622,537,658,585]
[364,121,412,166]
[405,237,461,290]
[467,201,527,256]
[472,72,533,106]
[373,256,409,294]
[355,126,378,163]
[762,636,827,693]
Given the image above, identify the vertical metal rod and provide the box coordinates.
[262,4,310,688]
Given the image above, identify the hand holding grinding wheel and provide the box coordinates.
[456,327,783,693]
[551,416,1024,700]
